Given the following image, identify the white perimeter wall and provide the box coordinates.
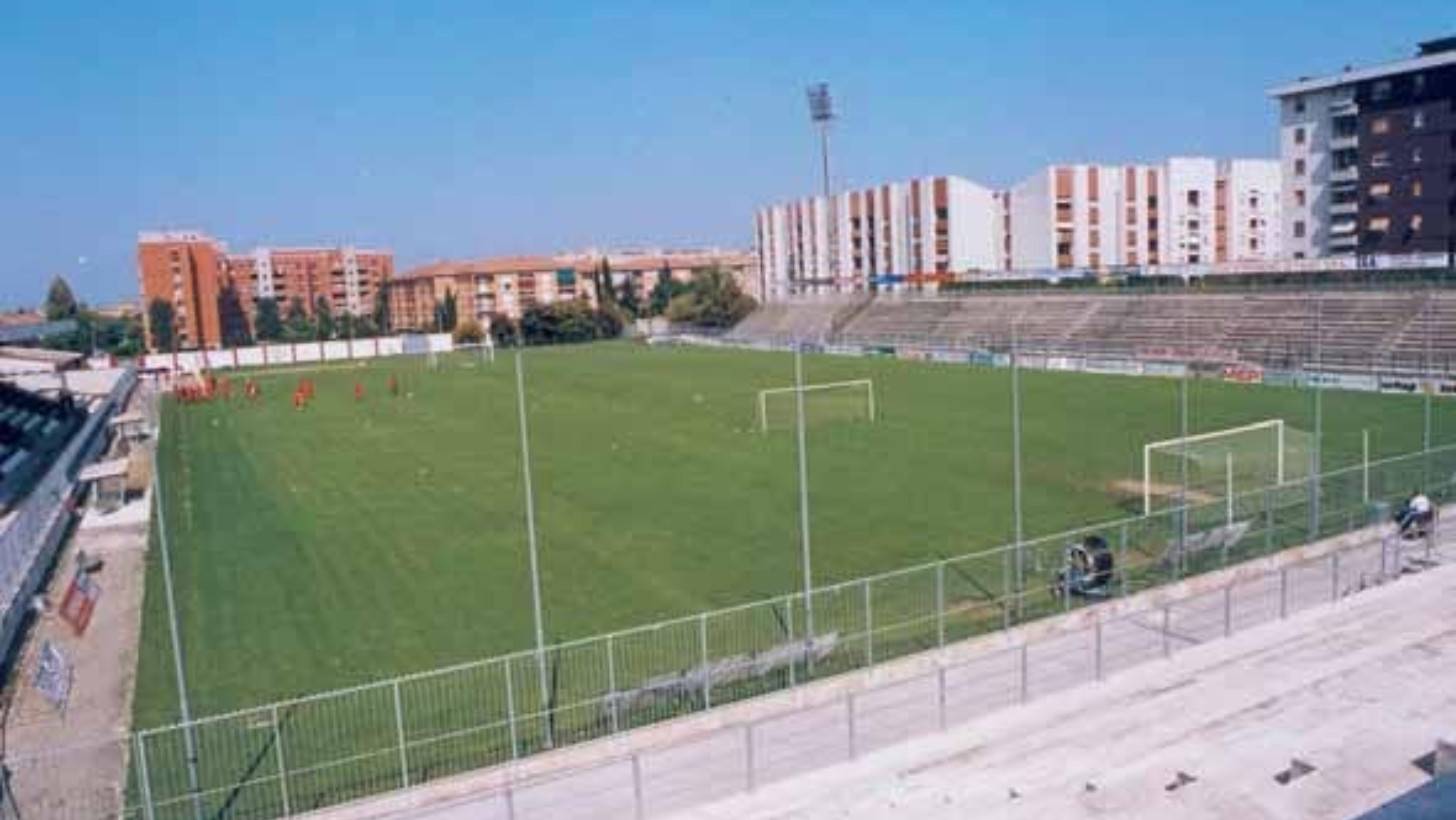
[139,334,451,374]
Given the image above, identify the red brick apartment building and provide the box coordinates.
[389,249,756,330]
[137,231,392,349]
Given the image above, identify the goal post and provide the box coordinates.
[757,379,876,434]
[1143,419,1308,515]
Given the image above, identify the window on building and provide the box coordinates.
[1371,79,1392,101]
[1367,216,1391,232]
[1249,194,1259,208]
[1369,181,1392,199]
[1294,220,1306,239]
[1293,96,1306,114]
[1413,110,1426,129]
[1251,238,1260,251]
[1412,146,1423,164]
[1371,117,1390,135]
[1414,73,1426,94]
[1413,179,1423,197]
[1186,190,1200,207]
[1294,158,1306,176]
[1294,127,1306,145]
[1295,189,1307,207]
[1188,253,1201,264]
[1410,214,1423,234]
[1370,151,1390,168]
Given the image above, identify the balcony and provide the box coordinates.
[1329,219,1358,237]
[1329,134,1358,151]
[1329,166,1360,184]
[1329,232,1358,250]
[1329,200,1359,216]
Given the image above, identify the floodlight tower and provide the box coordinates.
[806,83,835,203]
[806,83,837,288]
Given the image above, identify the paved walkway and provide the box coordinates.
[676,558,1456,819]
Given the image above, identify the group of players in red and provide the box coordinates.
[175,371,402,410]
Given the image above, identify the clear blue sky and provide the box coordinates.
[1,1,1450,308]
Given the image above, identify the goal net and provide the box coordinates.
[1143,419,1314,514]
[757,379,876,433]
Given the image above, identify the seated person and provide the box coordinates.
[1396,490,1434,536]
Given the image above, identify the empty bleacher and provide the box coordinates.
[0,383,86,513]
[729,288,1456,375]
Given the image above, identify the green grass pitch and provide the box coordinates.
[132,341,1450,729]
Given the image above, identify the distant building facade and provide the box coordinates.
[1008,157,1280,272]
[1269,37,1456,258]
[136,231,392,350]
[754,176,1001,299]
[388,249,756,331]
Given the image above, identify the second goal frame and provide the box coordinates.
[757,379,877,434]
[1142,418,1285,515]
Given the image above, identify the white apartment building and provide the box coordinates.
[1009,164,1164,270]
[754,176,1000,298]
[1007,157,1281,271]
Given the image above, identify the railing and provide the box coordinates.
[0,368,135,662]
[6,441,1453,819]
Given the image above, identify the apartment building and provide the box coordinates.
[754,176,1001,299]
[1006,158,1279,271]
[1270,37,1456,258]
[136,231,227,350]
[388,249,755,331]
[137,231,393,349]
[221,247,393,321]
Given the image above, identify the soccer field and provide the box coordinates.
[132,341,1447,729]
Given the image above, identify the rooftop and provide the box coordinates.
[1268,37,1456,97]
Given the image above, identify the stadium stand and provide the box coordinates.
[0,383,86,514]
[727,289,1456,374]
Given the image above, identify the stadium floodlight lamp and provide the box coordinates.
[806,83,834,124]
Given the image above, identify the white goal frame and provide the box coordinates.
[1143,419,1285,515]
[757,379,877,434]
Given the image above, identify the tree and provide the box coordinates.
[44,276,79,321]
[617,275,641,319]
[453,318,486,344]
[488,313,520,347]
[372,287,391,335]
[217,283,253,347]
[664,266,757,328]
[434,288,458,332]
[314,296,336,340]
[284,296,313,341]
[253,297,284,342]
[593,259,617,310]
[147,298,176,351]
[648,266,687,317]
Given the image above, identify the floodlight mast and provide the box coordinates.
[806,83,836,295]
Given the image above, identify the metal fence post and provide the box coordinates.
[1161,605,1171,657]
[785,595,797,687]
[1018,643,1029,703]
[863,579,874,666]
[1279,567,1289,619]
[1223,585,1233,638]
[606,635,619,735]
[846,694,858,759]
[1119,522,1129,597]
[1264,488,1275,552]
[744,723,756,792]
[935,562,946,648]
[937,665,948,730]
[135,732,157,820]
[272,704,290,817]
[1330,552,1340,602]
[393,680,410,788]
[631,752,645,820]
[699,613,712,709]
[1093,619,1103,681]
[504,662,521,759]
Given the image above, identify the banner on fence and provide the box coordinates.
[1084,358,1142,376]
[58,566,102,636]
[1044,356,1080,371]
[1221,363,1264,384]
[1379,376,1421,394]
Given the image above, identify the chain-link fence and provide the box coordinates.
[5,439,1452,820]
